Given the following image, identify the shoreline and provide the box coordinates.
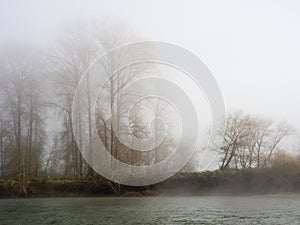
[1,192,300,199]
[1,168,300,198]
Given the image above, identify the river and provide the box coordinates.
[0,196,299,224]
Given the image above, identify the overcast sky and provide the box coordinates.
[0,0,299,134]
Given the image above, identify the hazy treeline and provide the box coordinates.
[215,111,296,169]
[0,21,184,194]
[0,20,299,195]
[0,47,47,194]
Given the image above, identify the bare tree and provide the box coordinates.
[51,20,143,180]
[0,46,46,194]
[217,111,254,169]
[0,108,9,177]
[49,21,101,176]
[216,111,294,169]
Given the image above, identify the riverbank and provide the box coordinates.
[1,168,300,197]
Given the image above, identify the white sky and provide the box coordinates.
[0,0,300,133]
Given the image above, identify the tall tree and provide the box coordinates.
[216,111,294,169]
[0,46,46,194]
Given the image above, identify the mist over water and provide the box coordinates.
[0,1,300,225]
[1,196,300,225]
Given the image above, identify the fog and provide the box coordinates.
[1,0,299,131]
[0,0,299,181]
[2,3,300,225]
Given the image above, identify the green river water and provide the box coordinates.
[0,196,299,224]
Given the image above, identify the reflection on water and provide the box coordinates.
[0,196,300,224]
